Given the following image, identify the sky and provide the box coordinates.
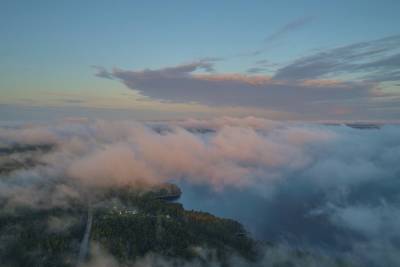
[1,0,400,121]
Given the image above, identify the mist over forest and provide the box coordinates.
[1,117,399,266]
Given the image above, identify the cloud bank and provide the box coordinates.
[1,117,400,266]
[96,63,372,117]
[94,35,400,120]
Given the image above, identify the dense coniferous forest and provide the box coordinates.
[0,181,258,267]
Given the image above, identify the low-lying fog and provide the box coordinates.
[1,117,400,266]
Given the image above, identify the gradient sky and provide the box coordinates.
[1,0,399,121]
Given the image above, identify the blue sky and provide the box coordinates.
[1,0,399,121]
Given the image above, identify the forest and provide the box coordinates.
[0,183,258,267]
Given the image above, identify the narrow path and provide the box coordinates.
[77,207,93,266]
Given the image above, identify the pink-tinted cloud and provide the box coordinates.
[96,63,374,119]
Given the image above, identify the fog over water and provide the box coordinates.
[1,117,400,266]
[176,122,400,258]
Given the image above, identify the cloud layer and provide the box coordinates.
[97,64,375,118]
[94,35,400,120]
[1,117,400,266]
